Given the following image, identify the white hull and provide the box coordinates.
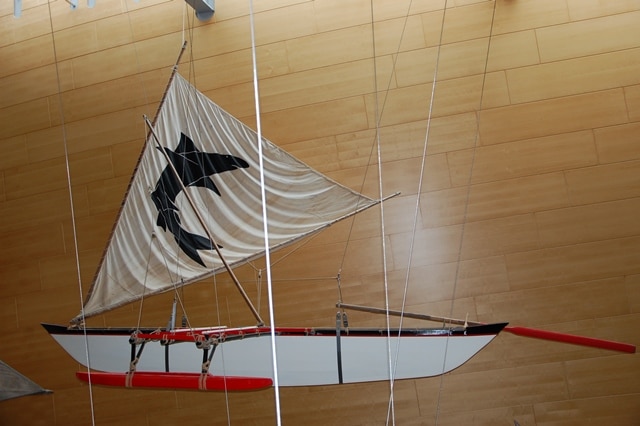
[44,323,505,387]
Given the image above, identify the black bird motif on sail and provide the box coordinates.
[151,132,250,266]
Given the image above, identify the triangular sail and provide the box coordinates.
[0,361,51,401]
[76,73,377,322]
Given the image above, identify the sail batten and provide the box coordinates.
[74,74,378,323]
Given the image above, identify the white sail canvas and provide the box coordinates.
[79,73,377,321]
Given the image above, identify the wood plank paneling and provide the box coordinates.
[0,188,71,233]
[0,135,29,170]
[0,221,66,266]
[423,362,570,413]
[625,83,640,121]
[263,96,369,144]
[594,122,640,163]
[3,157,68,200]
[476,277,630,325]
[534,394,640,426]
[493,0,569,35]
[466,172,570,222]
[506,236,640,290]
[0,97,52,140]
[441,1,494,44]
[312,0,373,33]
[565,355,640,398]
[374,14,427,55]
[564,160,640,205]
[566,0,640,21]
[536,11,640,62]
[628,274,640,314]
[507,48,640,104]
[479,89,628,145]
[0,34,54,79]
[473,130,598,183]
[536,198,640,248]
[487,30,539,72]
[0,4,53,46]
[460,213,540,260]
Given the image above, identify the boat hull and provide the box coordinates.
[43,323,506,389]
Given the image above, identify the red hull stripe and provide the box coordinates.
[76,371,272,391]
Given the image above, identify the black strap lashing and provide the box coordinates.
[335,312,344,384]
[201,343,217,374]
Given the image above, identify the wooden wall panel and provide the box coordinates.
[536,11,640,62]
[0,135,29,170]
[0,64,60,109]
[564,160,640,205]
[509,48,640,104]
[595,122,640,163]
[536,198,640,247]
[625,83,640,121]
[374,15,428,55]
[534,394,640,426]
[566,0,640,20]
[0,188,71,233]
[473,130,598,182]
[0,34,54,79]
[3,157,68,200]
[487,30,539,72]
[506,236,640,290]
[441,1,494,44]
[0,97,52,140]
[466,172,570,222]
[0,4,52,46]
[479,89,629,145]
[1,1,639,425]
[286,24,372,73]
[493,0,569,34]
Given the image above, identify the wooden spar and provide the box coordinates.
[149,41,188,129]
[336,303,473,327]
[337,302,636,354]
[145,120,265,327]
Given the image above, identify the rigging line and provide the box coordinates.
[249,2,282,424]
[367,0,392,422]
[411,2,451,423]
[121,0,163,328]
[337,0,413,278]
[123,0,151,112]
[257,228,322,270]
[176,21,258,425]
[45,1,96,424]
[433,2,499,425]
[173,9,198,284]
[135,233,156,331]
[151,170,195,326]
[210,269,232,426]
[387,0,450,414]
[359,1,419,424]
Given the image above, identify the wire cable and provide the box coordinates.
[45,0,96,423]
